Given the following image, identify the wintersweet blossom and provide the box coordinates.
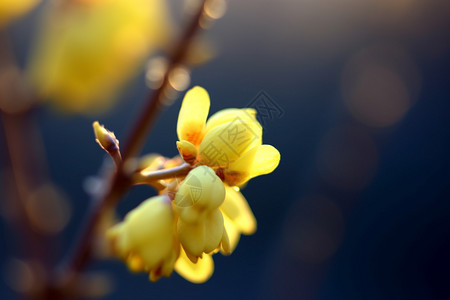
[0,0,40,28]
[106,86,279,284]
[176,86,280,187]
[27,0,168,113]
[175,86,280,255]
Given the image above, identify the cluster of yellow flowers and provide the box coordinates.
[107,86,280,283]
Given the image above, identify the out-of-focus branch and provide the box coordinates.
[0,30,56,299]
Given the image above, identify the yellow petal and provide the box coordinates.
[248,145,280,178]
[175,247,214,283]
[220,226,231,255]
[177,209,224,258]
[204,108,257,135]
[221,215,240,254]
[203,210,224,253]
[220,186,256,235]
[199,119,262,167]
[177,219,204,258]
[225,145,280,186]
[177,86,210,145]
[176,140,198,164]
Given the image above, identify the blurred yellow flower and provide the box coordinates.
[0,0,40,28]
[174,247,214,284]
[107,195,179,282]
[27,0,169,113]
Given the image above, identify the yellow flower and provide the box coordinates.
[107,86,280,284]
[174,247,214,284]
[27,0,169,114]
[107,195,179,282]
[176,86,280,185]
[220,185,256,253]
[175,87,280,256]
[174,166,229,262]
[0,0,40,28]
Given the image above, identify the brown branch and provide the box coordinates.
[122,0,208,160]
[52,1,209,297]
[0,31,58,300]
[133,162,192,184]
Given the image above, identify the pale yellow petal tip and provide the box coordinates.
[243,219,257,235]
[175,248,214,284]
[187,85,209,95]
[264,145,281,174]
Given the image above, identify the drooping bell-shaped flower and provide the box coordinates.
[174,166,229,261]
[107,195,178,282]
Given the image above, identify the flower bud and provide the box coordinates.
[93,121,119,153]
[174,248,214,283]
[174,166,225,224]
[107,195,178,281]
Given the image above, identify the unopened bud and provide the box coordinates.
[176,140,197,164]
[93,121,119,154]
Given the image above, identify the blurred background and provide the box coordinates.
[2,0,450,299]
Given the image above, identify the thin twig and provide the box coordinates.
[53,1,208,297]
[133,162,192,184]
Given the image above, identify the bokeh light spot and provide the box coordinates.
[25,183,71,235]
[317,126,378,190]
[283,195,344,264]
[341,44,421,128]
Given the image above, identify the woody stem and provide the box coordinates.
[133,162,192,185]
